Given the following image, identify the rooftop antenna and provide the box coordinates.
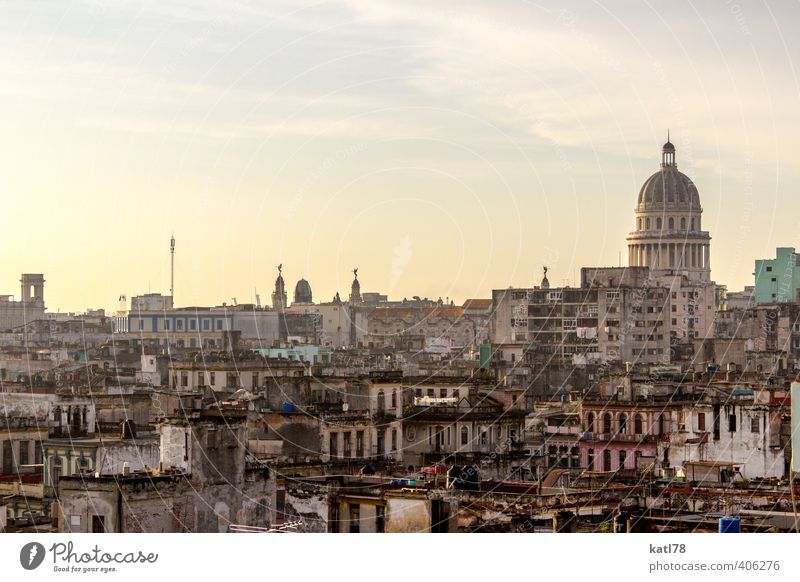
[170,234,176,302]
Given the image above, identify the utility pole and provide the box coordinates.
[170,235,175,302]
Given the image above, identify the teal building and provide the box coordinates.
[754,247,800,305]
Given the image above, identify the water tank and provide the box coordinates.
[282,403,296,413]
[718,517,740,533]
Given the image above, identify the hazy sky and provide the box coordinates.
[1,0,798,312]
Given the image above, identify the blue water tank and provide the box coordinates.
[282,402,296,413]
[718,517,740,533]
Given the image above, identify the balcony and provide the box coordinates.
[580,432,658,444]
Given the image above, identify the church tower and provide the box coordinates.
[271,264,287,311]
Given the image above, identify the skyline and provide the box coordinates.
[2,1,799,311]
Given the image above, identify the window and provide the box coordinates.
[51,457,63,487]
[2,441,13,474]
[165,319,171,331]
[391,429,397,451]
[587,449,594,471]
[206,430,218,449]
[356,431,364,458]
[18,440,29,466]
[203,320,210,330]
[461,426,468,445]
[766,266,773,272]
[603,449,611,471]
[391,390,397,408]
[376,505,385,534]
[216,320,223,330]
[728,414,737,432]
[656,217,662,230]
[634,414,643,435]
[480,430,488,447]
[349,504,360,533]
[750,416,760,434]
[619,450,627,469]
[329,433,338,457]
[698,413,706,432]
[377,390,385,413]
[209,372,215,385]
[190,319,196,330]
[69,515,81,533]
[668,217,674,230]
[603,413,612,434]
[176,319,183,330]
[91,515,105,533]
[618,414,627,434]
[586,413,595,433]
[343,432,352,457]
[680,217,686,230]
[606,290,620,300]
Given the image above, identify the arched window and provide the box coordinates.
[586,412,595,433]
[603,413,612,434]
[461,426,468,445]
[619,414,627,434]
[681,217,686,230]
[619,450,627,469]
[668,217,674,230]
[587,449,595,471]
[656,217,662,230]
[645,218,651,230]
[634,414,643,435]
[690,218,695,230]
[637,218,642,230]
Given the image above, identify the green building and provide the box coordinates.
[754,247,800,305]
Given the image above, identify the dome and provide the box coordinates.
[636,166,700,210]
[662,140,675,151]
[294,278,312,304]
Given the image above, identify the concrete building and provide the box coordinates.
[727,286,755,310]
[754,247,800,305]
[57,406,277,532]
[0,274,46,332]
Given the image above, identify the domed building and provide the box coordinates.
[627,139,711,282]
[293,278,313,305]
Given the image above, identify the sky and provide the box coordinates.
[1,0,798,312]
